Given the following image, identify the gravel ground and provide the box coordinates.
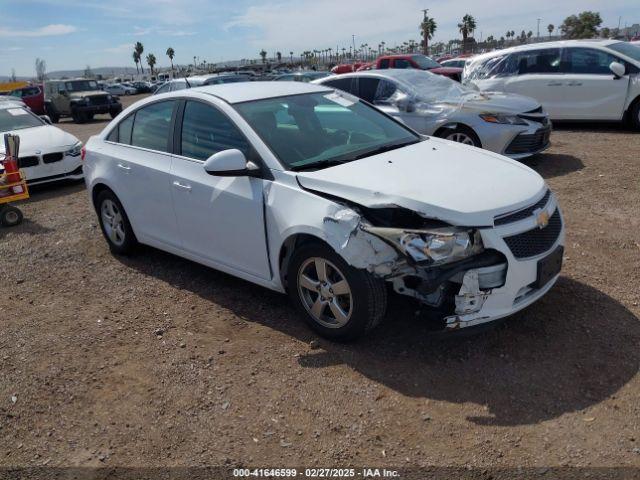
[1,93,639,475]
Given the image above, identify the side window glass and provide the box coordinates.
[172,81,188,91]
[323,78,353,94]
[394,59,410,69]
[565,48,617,74]
[378,59,390,69]
[513,49,561,75]
[155,83,170,94]
[117,114,135,144]
[373,80,398,105]
[357,78,380,103]
[130,101,175,152]
[180,101,249,161]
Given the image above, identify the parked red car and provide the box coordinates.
[376,54,463,81]
[331,62,366,74]
[9,84,45,115]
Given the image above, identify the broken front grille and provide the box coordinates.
[43,152,64,164]
[503,209,562,259]
[494,189,551,226]
[505,127,551,154]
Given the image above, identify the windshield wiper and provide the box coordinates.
[352,139,420,160]
[290,159,347,172]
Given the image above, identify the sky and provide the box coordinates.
[1,0,639,76]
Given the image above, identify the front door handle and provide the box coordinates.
[172,181,192,192]
[547,82,563,86]
[116,163,131,172]
[567,82,583,86]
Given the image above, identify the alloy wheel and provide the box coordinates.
[101,199,126,247]
[297,257,353,328]
[446,132,476,145]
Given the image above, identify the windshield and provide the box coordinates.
[0,107,44,131]
[393,70,469,103]
[412,55,441,70]
[235,92,419,171]
[608,42,640,63]
[65,80,99,92]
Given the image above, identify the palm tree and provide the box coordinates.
[276,51,282,63]
[134,42,145,74]
[166,47,175,71]
[289,51,294,63]
[547,24,555,38]
[420,14,437,55]
[527,31,533,42]
[259,49,267,64]
[146,53,156,75]
[132,51,140,74]
[458,14,477,52]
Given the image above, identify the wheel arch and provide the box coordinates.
[277,232,333,292]
[433,122,482,147]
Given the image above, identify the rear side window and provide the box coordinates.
[108,114,135,144]
[155,83,171,94]
[357,78,381,103]
[322,77,354,94]
[172,81,188,91]
[394,59,410,69]
[373,80,398,104]
[378,59,390,69]
[512,49,562,75]
[563,48,618,74]
[180,101,249,161]
[130,101,175,152]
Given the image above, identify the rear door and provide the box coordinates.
[501,48,566,118]
[169,99,271,279]
[104,100,181,247]
[557,47,629,120]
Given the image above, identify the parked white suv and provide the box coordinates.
[464,40,640,128]
[84,82,565,340]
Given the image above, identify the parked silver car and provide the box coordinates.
[315,69,551,159]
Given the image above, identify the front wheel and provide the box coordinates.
[0,205,23,227]
[287,243,387,341]
[438,126,481,147]
[110,107,122,119]
[96,190,138,255]
[630,100,640,131]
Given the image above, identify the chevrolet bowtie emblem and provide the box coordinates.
[536,209,550,229]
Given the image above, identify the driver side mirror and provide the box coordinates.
[610,61,626,79]
[40,115,52,125]
[203,149,260,177]
[396,99,416,113]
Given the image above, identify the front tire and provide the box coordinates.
[630,99,640,131]
[96,190,138,255]
[0,205,23,227]
[110,107,123,119]
[438,126,481,147]
[287,243,387,341]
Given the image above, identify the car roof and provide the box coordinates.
[315,68,435,82]
[186,81,333,104]
[472,39,623,60]
[0,101,27,110]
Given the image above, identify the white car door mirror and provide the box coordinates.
[40,115,52,125]
[609,61,626,79]
[203,149,259,177]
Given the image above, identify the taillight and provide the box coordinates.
[81,146,86,161]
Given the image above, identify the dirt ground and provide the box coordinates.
[1,93,639,476]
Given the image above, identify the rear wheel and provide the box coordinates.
[630,99,640,131]
[0,205,23,227]
[438,126,481,147]
[110,106,122,119]
[96,190,138,255]
[71,109,87,124]
[287,243,387,341]
[45,104,60,123]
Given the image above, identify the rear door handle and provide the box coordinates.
[116,163,131,172]
[172,181,192,192]
[547,82,563,86]
[567,82,582,86]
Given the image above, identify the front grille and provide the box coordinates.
[503,209,562,259]
[43,152,64,164]
[88,95,109,106]
[19,156,39,168]
[505,127,551,154]
[495,190,551,226]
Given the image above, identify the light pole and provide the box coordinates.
[352,35,356,60]
[537,18,541,40]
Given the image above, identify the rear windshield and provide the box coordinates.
[0,107,44,131]
[608,42,640,63]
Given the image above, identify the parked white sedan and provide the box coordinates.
[464,40,640,129]
[104,84,137,96]
[84,82,564,339]
[0,103,83,185]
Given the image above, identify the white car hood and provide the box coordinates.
[296,138,545,226]
[453,91,541,114]
[0,125,79,156]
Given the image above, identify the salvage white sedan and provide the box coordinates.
[84,82,565,340]
[0,103,83,185]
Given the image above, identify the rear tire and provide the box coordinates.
[287,243,387,341]
[96,190,138,255]
[110,107,122,119]
[45,104,60,123]
[630,99,640,131]
[0,205,23,227]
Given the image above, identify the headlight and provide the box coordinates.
[65,141,83,157]
[479,113,527,125]
[364,226,484,265]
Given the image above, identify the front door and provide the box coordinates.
[170,100,271,279]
